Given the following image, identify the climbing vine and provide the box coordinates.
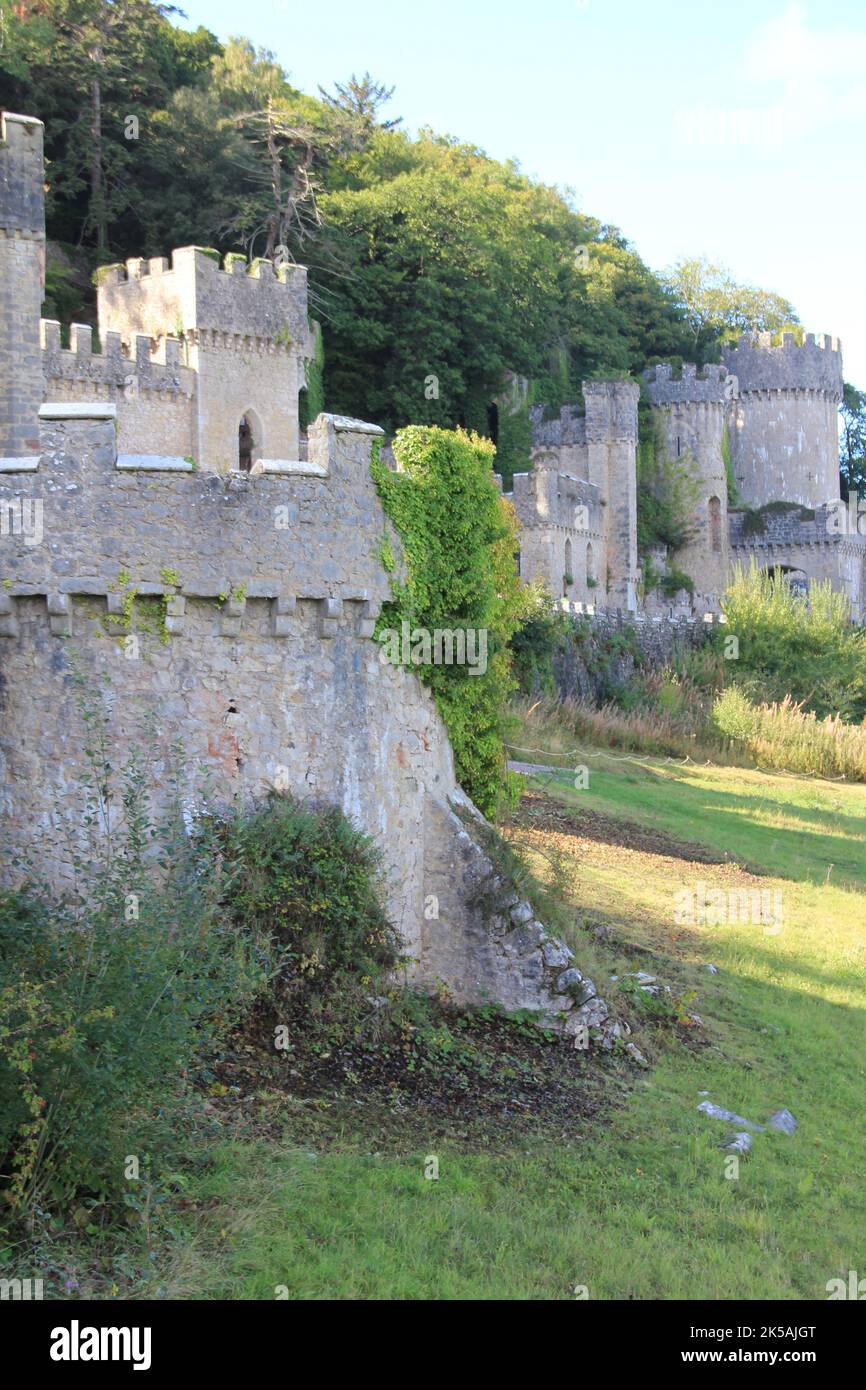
[371,425,531,817]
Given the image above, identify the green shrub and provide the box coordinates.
[660,567,694,598]
[215,793,402,995]
[720,562,866,721]
[0,808,269,1215]
[711,684,759,741]
[510,589,573,696]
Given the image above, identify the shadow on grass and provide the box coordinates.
[519,762,866,891]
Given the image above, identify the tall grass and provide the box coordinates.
[712,686,866,779]
[721,562,866,721]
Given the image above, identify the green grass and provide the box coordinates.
[522,755,866,888]
[137,750,866,1301]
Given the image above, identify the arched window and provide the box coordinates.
[709,495,722,552]
[563,538,573,595]
[586,540,596,585]
[238,410,262,471]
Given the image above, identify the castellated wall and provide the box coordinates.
[512,381,639,611]
[721,333,844,509]
[0,408,603,1035]
[0,114,45,461]
[644,363,730,610]
[729,504,866,617]
[96,249,315,470]
[40,321,196,459]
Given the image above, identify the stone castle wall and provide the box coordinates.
[0,113,45,462]
[0,405,603,1032]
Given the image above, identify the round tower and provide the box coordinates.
[643,363,729,609]
[721,332,843,509]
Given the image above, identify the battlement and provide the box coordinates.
[643,362,728,405]
[0,408,391,616]
[0,112,45,239]
[40,320,193,396]
[529,403,586,449]
[721,332,843,397]
[97,247,313,354]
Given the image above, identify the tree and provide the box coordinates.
[318,71,401,151]
[661,256,799,358]
[840,382,866,500]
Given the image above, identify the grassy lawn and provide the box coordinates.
[139,755,865,1300]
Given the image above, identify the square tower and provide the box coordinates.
[0,113,45,462]
[97,248,315,472]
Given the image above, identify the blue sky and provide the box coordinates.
[176,0,866,386]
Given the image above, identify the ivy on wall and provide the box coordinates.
[299,319,325,431]
[371,426,530,817]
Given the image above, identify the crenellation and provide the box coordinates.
[1,108,863,1032]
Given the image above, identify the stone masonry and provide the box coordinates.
[519,344,864,621]
[0,113,615,1039]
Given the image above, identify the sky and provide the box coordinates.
[175,0,866,385]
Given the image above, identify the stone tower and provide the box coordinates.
[643,363,730,609]
[721,332,843,509]
[513,380,639,610]
[582,379,640,610]
[0,113,45,464]
[97,248,315,472]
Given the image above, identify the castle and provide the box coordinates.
[0,111,620,1039]
[1,110,860,1038]
[506,317,864,623]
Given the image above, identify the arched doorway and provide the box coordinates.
[238,410,262,471]
[762,564,808,598]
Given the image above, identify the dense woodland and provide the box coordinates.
[1,0,863,487]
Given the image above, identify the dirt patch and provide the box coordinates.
[206,990,628,1151]
[508,786,730,864]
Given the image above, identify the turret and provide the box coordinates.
[721,332,843,508]
[582,378,640,610]
[96,248,315,471]
[643,362,729,609]
[0,113,45,463]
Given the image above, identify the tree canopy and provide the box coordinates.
[0,0,811,449]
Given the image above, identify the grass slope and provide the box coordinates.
[147,753,866,1301]
[61,754,866,1300]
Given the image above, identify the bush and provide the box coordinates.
[216,793,402,996]
[510,589,573,696]
[711,685,759,742]
[0,804,269,1214]
[720,562,866,721]
[712,690,866,779]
